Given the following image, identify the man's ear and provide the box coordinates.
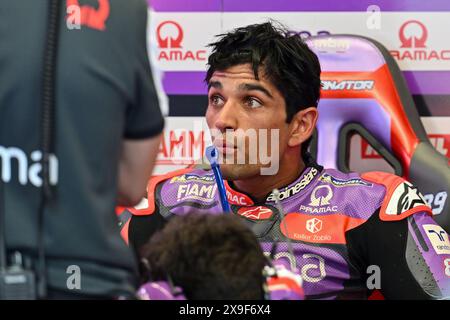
[287,107,318,147]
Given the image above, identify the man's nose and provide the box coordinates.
[214,100,238,133]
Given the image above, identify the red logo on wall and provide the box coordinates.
[360,139,382,159]
[238,206,273,220]
[429,134,450,162]
[156,20,207,62]
[360,135,450,161]
[399,20,428,48]
[157,21,184,48]
[157,129,205,165]
[391,20,450,61]
[66,0,110,31]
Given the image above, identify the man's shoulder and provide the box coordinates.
[312,169,431,222]
[116,166,216,243]
[303,168,386,220]
[361,171,432,221]
[128,166,216,216]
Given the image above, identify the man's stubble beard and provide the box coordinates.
[219,163,262,181]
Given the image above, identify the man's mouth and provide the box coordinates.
[213,138,237,155]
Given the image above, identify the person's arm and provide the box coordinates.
[347,210,450,299]
[117,201,167,254]
[128,206,167,253]
[117,135,162,206]
[118,0,167,206]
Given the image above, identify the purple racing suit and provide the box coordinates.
[120,164,450,299]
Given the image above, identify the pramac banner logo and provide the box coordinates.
[391,19,450,62]
[157,21,183,48]
[156,20,207,62]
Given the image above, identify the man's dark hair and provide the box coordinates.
[205,21,321,160]
[140,213,267,300]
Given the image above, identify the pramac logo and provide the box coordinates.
[157,21,183,48]
[66,0,110,31]
[391,19,450,61]
[156,20,207,62]
[399,20,428,48]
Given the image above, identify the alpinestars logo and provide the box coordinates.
[266,168,318,202]
[398,184,424,213]
[385,181,428,215]
[238,206,273,220]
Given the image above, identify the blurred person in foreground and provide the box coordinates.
[0,0,165,299]
[138,213,268,300]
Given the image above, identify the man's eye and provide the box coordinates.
[210,95,224,107]
[245,97,263,109]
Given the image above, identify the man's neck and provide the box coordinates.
[233,156,306,202]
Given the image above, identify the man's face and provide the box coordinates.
[205,64,291,180]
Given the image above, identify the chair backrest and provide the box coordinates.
[305,35,450,232]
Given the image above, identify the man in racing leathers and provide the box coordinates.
[119,22,450,299]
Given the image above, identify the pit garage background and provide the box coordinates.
[146,0,450,185]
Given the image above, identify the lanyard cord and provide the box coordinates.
[38,0,61,299]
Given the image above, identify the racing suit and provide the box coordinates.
[119,163,450,299]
